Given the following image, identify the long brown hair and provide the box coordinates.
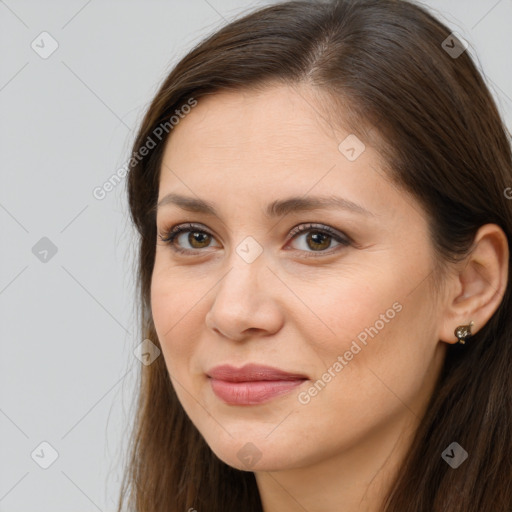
[118,1,512,510]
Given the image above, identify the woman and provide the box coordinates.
[118,0,512,510]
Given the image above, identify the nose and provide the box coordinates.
[205,255,284,341]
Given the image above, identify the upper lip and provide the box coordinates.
[207,363,308,382]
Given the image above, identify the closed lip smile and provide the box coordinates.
[206,363,309,405]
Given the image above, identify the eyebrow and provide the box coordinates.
[156,193,375,218]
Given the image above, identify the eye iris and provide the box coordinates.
[168,226,339,252]
[307,231,330,251]
[189,231,210,249]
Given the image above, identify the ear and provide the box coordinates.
[438,224,509,344]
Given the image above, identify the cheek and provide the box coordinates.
[299,277,438,425]
[287,270,393,359]
[150,268,205,370]
[292,267,430,398]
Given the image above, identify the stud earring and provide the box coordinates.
[454,321,474,344]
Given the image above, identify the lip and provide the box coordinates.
[207,363,308,405]
[207,363,308,382]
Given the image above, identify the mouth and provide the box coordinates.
[206,363,309,405]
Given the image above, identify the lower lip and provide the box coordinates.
[209,378,306,405]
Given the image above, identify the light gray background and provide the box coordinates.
[1,0,511,510]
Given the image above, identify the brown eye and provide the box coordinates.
[158,223,220,254]
[158,222,351,257]
[305,231,331,251]
[287,223,351,255]
[184,231,211,249]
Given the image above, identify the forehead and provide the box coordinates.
[157,84,424,231]
[162,85,374,182]
[167,85,349,155]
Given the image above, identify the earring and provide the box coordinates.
[454,321,474,344]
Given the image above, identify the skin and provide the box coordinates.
[150,83,509,512]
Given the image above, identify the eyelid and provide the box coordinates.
[157,221,352,256]
[159,222,214,242]
[157,222,220,252]
[287,222,352,243]
[285,222,352,257]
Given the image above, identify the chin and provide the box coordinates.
[204,434,302,472]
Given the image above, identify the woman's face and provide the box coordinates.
[151,84,448,472]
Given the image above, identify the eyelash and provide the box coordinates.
[157,222,352,258]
